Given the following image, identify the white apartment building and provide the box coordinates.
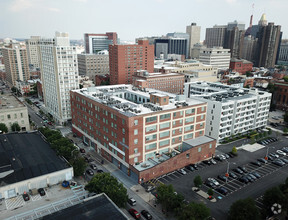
[77,50,109,80]
[184,82,271,142]
[154,60,218,82]
[25,36,41,69]
[199,47,230,71]
[39,32,79,125]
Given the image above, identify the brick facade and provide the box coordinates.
[272,81,288,111]
[230,59,253,75]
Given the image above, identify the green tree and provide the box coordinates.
[263,186,286,214]
[85,173,128,208]
[267,83,276,93]
[11,122,20,131]
[0,123,8,133]
[284,112,288,124]
[194,175,202,188]
[263,131,267,137]
[268,129,272,135]
[156,184,184,213]
[207,188,214,197]
[71,157,87,177]
[283,75,288,82]
[250,136,255,144]
[177,202,210,220]
[232,146,237,155]
[258,133,263,139]
[283,127,288,135]
[11,87,17,93]
[228,197,260,220]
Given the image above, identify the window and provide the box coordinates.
[122,119,125,124]
[146,143,156,150]
[134,148,138,153]
[159,122,170,129]
[185,125,194,132]
[201,106,205,111]
[185,109,195,114]
[134,139,138,144]
[186,153,190,158]
[14,114,17,119]
[146,134,157,141]
[134,119,138,126]
[160,113,170,120]
[198,147,202,152]
[209,143,212,149]
[185,117,194,123]
[184,133,193,140]
[146,125,157,132]
[134,129,138,135]
[146,116,157,123]
[199,131,203,135]
[134,157,138,163]
[122,137,125,143]
[201,115,204,120]
[159,139,169,147]
[159,131,169,138]
[122,128,125,134]
[7,114,10,119]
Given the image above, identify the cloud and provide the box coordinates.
[9,0,33,12]
[225,0,237,3]
[48,7,61,12]
[155,0,165,2]
[73,0,88,2]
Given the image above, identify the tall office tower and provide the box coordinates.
[251,13,268,38]
[277,40,288,65]
[109,40,154,85]
[255,22,282,68]
[199,47,230,70]
[39,32,79,125]
[2,43,30,86]
[205,25,227,48]
[25,36,41,69]
[84,32,118,54]
[186,23,201,58]
[154,38,188,59]
[241,35,257,61]
[224,27,245,58]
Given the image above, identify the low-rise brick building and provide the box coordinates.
[230,58,253,75]
[272,81,288,111]
[71,85,215,183]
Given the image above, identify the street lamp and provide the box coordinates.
[265,146,270,161]
[225,160,230,184]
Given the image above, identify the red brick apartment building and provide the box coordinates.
[272,81,288,111]
[71,85,215,183]
[133,70,185,95]
[230,58,253,74]
[109,40,154,85]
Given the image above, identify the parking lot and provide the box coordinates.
[144,135,288,219]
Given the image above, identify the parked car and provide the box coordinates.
[218,174,228,181]
[191,164,198,170]
[220,154,227,160]
[248,173,257,181]
[216,187,228,195]
[205,179,216,189]
[178,168,187,175]
[97,169,104,173]
[23,193,30,201]
[185,165,195,171]
[84,156,89,163]
[251,171,261,178]
[210,159,217,165]
[214,155,224,161]
[228,172,237,179]
[203,160,212,166]
[86,169,94,176]
[128,198,137,206]
[227,152,235,158]
[47,121,53,125]
[270,153,279,158]
[245,175,254,182]
[282,148,288,153]
[80,148,85,153]
[208,178,219,186]
[251,161,261,167]
[224,154,230,159]
[238,166,248,173]
[128,208,141,219]
[141,210,152,220]
[276,150,286,156]
[38,188,46,196]
[257,158,268,164]
[272,159,285,167]
[233,168,243,174]
[267,155,274,161]
[280,158,288,163]
[90,164,97,170]
[238,176,249,184]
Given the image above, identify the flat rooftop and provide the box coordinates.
[42,193,128,220]
[0,132,68,186]
[73,85,205,117]
[183,136,214,147]
[0,94,25,110]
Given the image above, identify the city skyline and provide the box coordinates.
[1,0,288,41]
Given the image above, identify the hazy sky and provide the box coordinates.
[1,0,287,42]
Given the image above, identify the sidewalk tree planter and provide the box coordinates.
[194,175,202,188]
